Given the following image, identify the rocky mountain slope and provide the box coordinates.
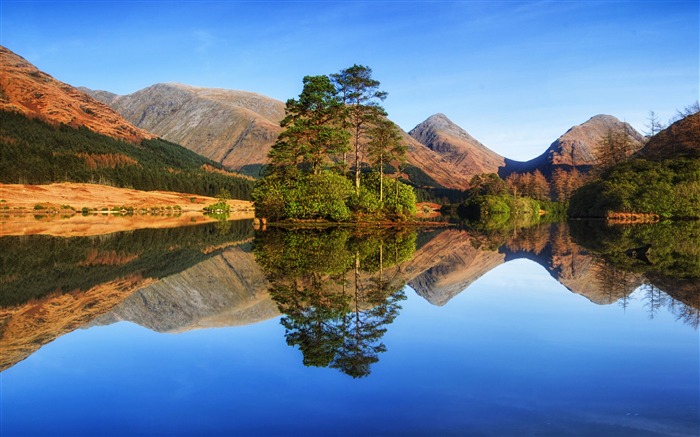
[500,114,644,177]
[85,83,285,175]
[409,113,505,176]
[0,46,153,143]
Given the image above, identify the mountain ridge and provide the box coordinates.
[0,45,153,143]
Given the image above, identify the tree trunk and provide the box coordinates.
[354,124,361,193]
[379,155,383,203]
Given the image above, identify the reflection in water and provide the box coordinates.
[0,220,254,370]
[253,229,414,377]
[569,220,700,327]
[1,220,698,373]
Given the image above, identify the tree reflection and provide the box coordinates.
[569,220,700,327]
[253,228,414,377]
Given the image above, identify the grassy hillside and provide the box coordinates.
[0,110,253,199]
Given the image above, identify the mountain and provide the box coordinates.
[403,229,505,306]
[84,83,472,189]
[501,114,645,177]
[408,113,505,177]
[0,46,152,143]
[84,83,286,176]
[638,112,700,160]
[0,46,252,198]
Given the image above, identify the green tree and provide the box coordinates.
[268,75,349,176]
[366,118,406,202]
[331,65,387,192]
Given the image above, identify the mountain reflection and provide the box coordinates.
[1,220,698,373]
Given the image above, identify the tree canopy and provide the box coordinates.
[254,66,414,222]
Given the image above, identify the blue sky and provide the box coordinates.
[1,1,698,160]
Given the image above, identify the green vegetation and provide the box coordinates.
[0,110,253,199]
[254,66,416,222]
[253,228,415,377]
[570,220,700,280]
[569,157,700,219]
[455,173,565,226]
[570,109,699,219]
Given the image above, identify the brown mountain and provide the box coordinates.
[83,83,285,175]
[0,46,153,143]
[638,112,700,160]
[408,113,505,177]
[501,114,644,177]
[85,83,472,188]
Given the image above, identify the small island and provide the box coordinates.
[252,65,417,224]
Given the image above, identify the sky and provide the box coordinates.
[1,1,698,161]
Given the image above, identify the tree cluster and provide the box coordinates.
[568,157,700,219]
[254,65,415,222]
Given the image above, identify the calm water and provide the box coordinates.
[1,220,698,436]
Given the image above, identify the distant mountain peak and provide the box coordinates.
[409,113,504,177]
[501,113,645,177]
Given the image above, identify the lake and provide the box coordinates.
[1,220,698,436]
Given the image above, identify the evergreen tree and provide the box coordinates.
[366,118,406,202]
[268,75,349,176]
[331,65,387,192]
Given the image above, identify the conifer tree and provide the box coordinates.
[331,65,387,192]
[268,75,349,176]
[366,118,406,202]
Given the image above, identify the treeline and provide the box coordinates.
[253,66,416,222]
[451,173,568,225]
[0,110,254,199]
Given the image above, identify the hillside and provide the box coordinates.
[638,112,700,160]
[84,83,285,176]
[0,46,253,198]
[409,113,505,177]
[569,112,700,219]
[0,46,152,143]
[501,114,644,177]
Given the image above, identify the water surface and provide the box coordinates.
[1,221,698,436]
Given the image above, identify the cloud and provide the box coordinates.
[193,29,217,54]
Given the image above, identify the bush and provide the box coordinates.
[253,171,416,222]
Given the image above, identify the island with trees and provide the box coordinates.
[252,65,417,223]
